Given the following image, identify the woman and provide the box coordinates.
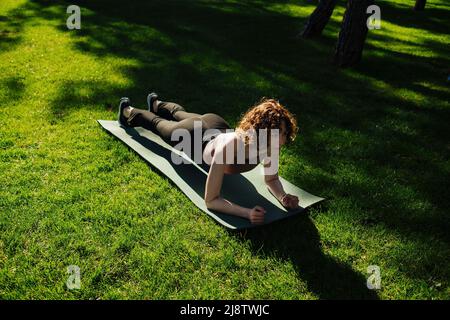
[118,93,299,225]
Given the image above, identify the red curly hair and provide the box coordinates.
[237,98,298,145]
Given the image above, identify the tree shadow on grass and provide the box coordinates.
[47,79,125,123]
[1,76,26,104]
[0,11,25,54]
[377,0,450,36]
[232,213,379,299]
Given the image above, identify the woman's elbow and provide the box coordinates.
[205,197,218,210]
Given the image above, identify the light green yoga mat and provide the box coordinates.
[98,120,324,230]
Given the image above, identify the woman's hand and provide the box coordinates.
[281,194,299,209]
[248,206,266,225]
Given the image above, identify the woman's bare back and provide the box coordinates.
[202,132,260,174]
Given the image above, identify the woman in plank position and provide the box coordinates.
[118,93,299,225]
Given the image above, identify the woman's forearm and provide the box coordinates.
[205,197,251,219]
[266,177,286,201]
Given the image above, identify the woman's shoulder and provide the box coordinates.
[214,131,239,147]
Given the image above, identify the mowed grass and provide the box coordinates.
[0,0,449,299]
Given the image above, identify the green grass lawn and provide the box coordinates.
[0,0,449,299]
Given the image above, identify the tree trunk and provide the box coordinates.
[301,0,338,38]
[333,0,374,67]
[413,0,426,11]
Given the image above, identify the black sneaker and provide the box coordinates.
[147,92,159,112]
[118,97,131,127]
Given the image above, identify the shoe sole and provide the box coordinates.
[118,97,130,127]
[147,93,158,112]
